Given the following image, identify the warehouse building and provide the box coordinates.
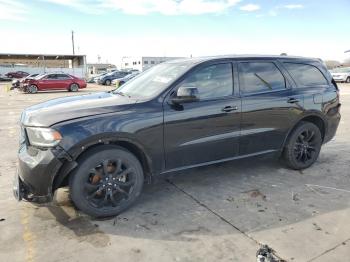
[0,53,87,78]
[121,56,183,72]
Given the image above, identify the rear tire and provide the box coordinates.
[283,121,322,170]
[69,83,79,92]
[105,79,111,86]
[69,145,144,217]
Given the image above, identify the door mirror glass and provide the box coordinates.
[171,86,199,104]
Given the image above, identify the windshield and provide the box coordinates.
[113,62,192,99]
[331,67,350,73]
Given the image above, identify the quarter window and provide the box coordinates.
[283,62,328,86]
[239,62,286,94]
[179,63,233,100]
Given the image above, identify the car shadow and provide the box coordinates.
[38,146,350,243]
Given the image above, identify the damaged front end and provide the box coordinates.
[13,124,73,203]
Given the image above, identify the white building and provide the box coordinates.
[121,56,184,72]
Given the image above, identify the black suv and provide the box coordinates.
[14,55,341,217]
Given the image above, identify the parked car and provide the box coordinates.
[330,67,350,83]
[97,71,130,85]
[5,71,29,79]
[111,72,139,88]
[12,73,40,89]
[86,72,108,83]
[22,73,87,93]
[14,55,341,217]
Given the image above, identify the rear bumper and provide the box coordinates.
[14,145,64,202]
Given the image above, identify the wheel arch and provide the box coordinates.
[52,137,153,192]
[282,114,326,151]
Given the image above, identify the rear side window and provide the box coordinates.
[238,62,286,94]
[284,62,328,87]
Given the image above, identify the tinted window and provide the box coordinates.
[46,74,58,79]
[57,74,70,79]
[284,62,328,86]
[239,62,285,94]
[179,63,233,100]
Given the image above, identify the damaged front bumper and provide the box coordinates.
[13,144,67,203]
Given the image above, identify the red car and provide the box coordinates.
[6,71,29,78]
[23,73,87,93]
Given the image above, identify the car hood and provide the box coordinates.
[21,92,137,127]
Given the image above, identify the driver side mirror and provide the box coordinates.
[171,86,200,104]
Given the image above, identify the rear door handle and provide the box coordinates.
[287,98,300,104]
[222,106,238,112]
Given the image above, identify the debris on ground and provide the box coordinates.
[292,192,300,201]
[244,189,267,201]
[256,244,283,262]
[0,218,5,222]
[312,222,322,231]
[226,196,235,202]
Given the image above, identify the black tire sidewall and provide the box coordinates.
[283,122,322,170]
[69,145,144,217]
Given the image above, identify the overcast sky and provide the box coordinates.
[1,0,349,65]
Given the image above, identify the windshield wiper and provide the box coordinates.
[113,91,131,98]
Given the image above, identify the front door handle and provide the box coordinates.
[287,98,300,104]
[222,106,238,112]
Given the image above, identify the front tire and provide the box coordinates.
[69,145,144,217]
[105,79,111,86]
[27,85,38,94]
[283,121,322,170]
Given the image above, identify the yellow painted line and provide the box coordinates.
[21,207,36,262]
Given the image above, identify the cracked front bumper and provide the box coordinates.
[14,144,64,203]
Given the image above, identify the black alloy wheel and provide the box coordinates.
[70,145,144,217]
[283,121,322,170]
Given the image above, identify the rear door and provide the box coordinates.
[238,60,304,156]
[163,61,241,170]
[56,74,72,89]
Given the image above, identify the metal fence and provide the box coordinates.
[0,66,86,78]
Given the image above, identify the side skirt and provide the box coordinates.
[160,149,277,175]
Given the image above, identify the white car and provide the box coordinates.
[330,67,350,83]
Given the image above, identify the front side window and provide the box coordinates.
[179,63,233,100]
[57,74,70,79]
[284,62,328,87]
[239,62,286,94]
[45,74,58,79]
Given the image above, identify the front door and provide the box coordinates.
[163,62,241,171]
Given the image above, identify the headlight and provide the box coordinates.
[26,127,62,147]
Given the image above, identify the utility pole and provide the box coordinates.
[71,30,75,55]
